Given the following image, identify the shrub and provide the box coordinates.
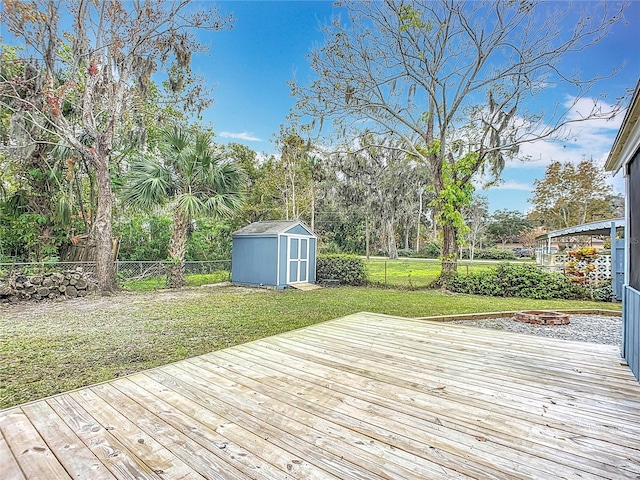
[459,248,517,260]
[417,242,441,258]
[397,248,414,257]
[445,263,587,300]
[317,254,367,286]
[318,241,342,254]
[592,279,616,302]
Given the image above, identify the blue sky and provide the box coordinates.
[2,1,637,213]
[197,0,640,214]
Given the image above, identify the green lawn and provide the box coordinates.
[364,258,495,287]
[0,285,619,409]
[121,270,230,291]
[119,258,518,290]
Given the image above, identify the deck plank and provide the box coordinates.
[1,312,639,480]
[0,429,26,480]
[113,376,291,479]
[46,395,163,480]
[289,321,640,418]
[142,367,361,479]
[89,382,252,480]
[21,401,116,480]
[174,358,467,479]
[301,316,640,405]
[204,343,637,479]
[335,314,636,383]
[68,387,205,479]
[0,408,71,480]
[215,341,640,478]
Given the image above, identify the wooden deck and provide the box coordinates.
[2,312,639,479]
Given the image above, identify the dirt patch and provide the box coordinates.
[0,285,267,320]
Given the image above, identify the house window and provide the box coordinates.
[630,149,640,291]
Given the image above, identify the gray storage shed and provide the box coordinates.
[231,220,317,289]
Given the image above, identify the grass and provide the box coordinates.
[0,285,619,409]
[121,271,230,290]
[118,258,515,290]
[364,258,496,287]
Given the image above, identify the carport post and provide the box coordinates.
[611,221,616,297]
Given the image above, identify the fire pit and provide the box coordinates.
[515,310,570,325]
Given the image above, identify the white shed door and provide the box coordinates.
[287,236,309,284]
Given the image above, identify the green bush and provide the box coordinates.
[317,254,367,286]
[592,279,615,302]
[418,242,442,258]
[318,241,343,254]
[445,263,587,300]
[460,248,517,260]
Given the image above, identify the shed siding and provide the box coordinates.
[623,150,640,381]
[231,236,278,286]
[309,238,317,283]
[232,221,317,289]
[629,150,640,291]
[278,236,288,287]
[623,286,640,381]
[284,224,312,236]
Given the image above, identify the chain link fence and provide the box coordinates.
[0,260,231,289]
[363,258,498,288]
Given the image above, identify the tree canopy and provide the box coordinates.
[292,0,627,272]
[528,160,617,230]
[123,126,245,287]
[1,0,232,293]
[487,209,531,247]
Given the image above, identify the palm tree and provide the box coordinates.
[123,127,245,287]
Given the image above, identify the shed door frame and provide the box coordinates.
[286,235,310,284]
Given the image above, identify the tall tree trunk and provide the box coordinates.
[92,156,117,294]
[403,219,410,250]
[365,216,370,259]
[441,224,458,274]
[432,161,459,274]
[289,167,297,219]
[386,218,398,260]
[167,212,189,288]
[416,189,422,252]
[310,185,315,232]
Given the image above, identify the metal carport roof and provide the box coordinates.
[535,218,626,241]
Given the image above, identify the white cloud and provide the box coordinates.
[219,131,263,142]
[507,95,626,171]
[563,95,624,130]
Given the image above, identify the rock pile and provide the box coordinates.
[0,269,97,303]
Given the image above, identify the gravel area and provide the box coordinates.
[448,314,622,345]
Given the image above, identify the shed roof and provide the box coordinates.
[534,218,625,241]
[233,220,314,236]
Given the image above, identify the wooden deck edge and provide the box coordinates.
[412,309,622,322]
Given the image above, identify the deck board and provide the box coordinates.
[1,312,639,479]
